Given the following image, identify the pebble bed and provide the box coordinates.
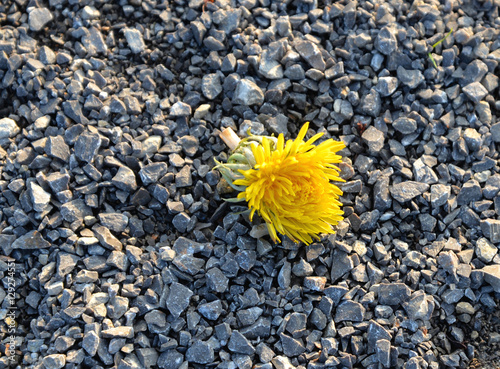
[0,0,500,368]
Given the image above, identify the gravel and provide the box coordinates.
[2,0,500,368]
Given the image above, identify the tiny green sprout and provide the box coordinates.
[428,28,454,69]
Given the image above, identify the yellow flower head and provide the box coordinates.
[231,122,346,245]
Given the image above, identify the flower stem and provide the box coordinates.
[220,128,241,151]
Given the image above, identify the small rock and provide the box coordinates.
[0,118,20,138]
[170,101,192,116]
[167,282,193,318]
[29,8,53,32]
[112,167,137,192]
[481,219,500,243]
[378,283,411,305]
[390,181,429,203]
[481,265,500,292]
[397,66,424,89]
[462,82,488,104]
[475,237,498,263]
[228,331,255,355]
[124,28,146,53]
[186,340,214,364]
[75,131,101,163]
[393,117,417,134]
[233,79,264,105]
[295,39,326,70]
[11,230,50,249]
[334,301,365,322]
[375,25,398,55]
[42,354,65,369]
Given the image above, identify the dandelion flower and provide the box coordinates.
[216,122,345,245]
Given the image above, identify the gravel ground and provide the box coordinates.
[0,0,500,368]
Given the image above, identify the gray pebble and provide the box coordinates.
[186,340,214,364]
[375,25,398,55]
[124,28,146,53]
[233,79,264,105]
[397,66,424,89]
[294,39,326,71]
[334,300,365,322]
[202,73,223,99]
[167,282,193,318]
[228,331,255,355]
[170,101,192,116]
[462,82,488,104]
[0,118,20,138]
[393,117,417,134]
[378,283,411,305]
[390,181,429,203]
[75,131,101,163]
[46,136,70,162]
[112,167,138,192]
[42,354,66,369]
[29,8,53,32]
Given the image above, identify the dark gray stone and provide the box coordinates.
[11,230,50,249]
[233,79,264,105]
[295,39,326,71]
[393,117,417,134]
[378,283,411,305]
[198,300,223,320]
[46,136,70,162]
[167,282,193,318]
[112,167,138,192]
[375,25,398,55]
[397,66,424,89]
[279,333,305,357]
[228,331,255,355]
[390,181,429,203]
[334,301,365,322]
[75,131,101,163]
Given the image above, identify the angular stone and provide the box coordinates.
[397,66,424,89]
[295,39,326,71]
[139,162,168,185]
[75,132,101,163]
[334,301,365,322]
[92,224,122,251]
[124,28,145,53]
[11,230,50,249]
[393,117,417,134]
[167,282,193,318]
[0,118,19,139]
[481,265,500,292]
[29,8,53,32]
[42,354,65,369]
[82,330,100,356]
[228,331,255,355]
[102,327,134,339]
[362,126,384,152]
[60,199,92,222]
[112,167,137,192]
[475,237,498,262]
[378,283,411,305]
[279,333,305,357]
[375,25,398,55]
[28,182,51,213]
[481,219,500,243]
[463,82,488,104]
[390,181,429,203]
[233,79,264,106]
[202,73,222,100]
[186,340,214,364]
[98,213,128,233]
[367,320,392,353]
